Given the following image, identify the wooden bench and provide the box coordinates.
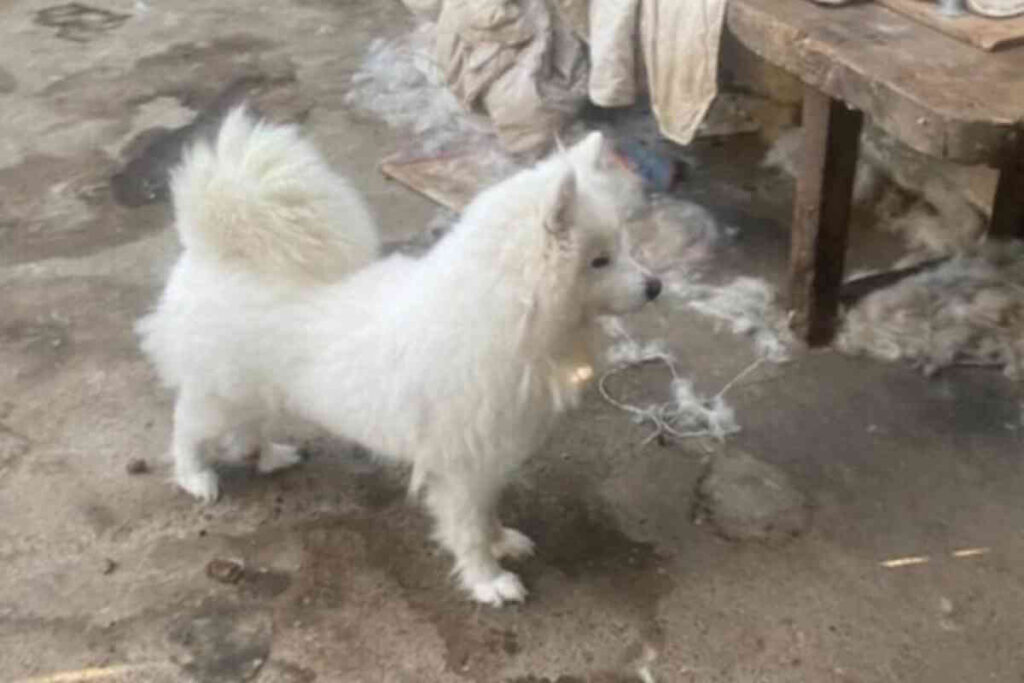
[726,0,1024,345]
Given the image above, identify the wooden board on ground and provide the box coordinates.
[875,0,1024,51]
[380,150,501,212]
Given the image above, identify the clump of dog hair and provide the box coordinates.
[671,276,795,363]
[598,318,746,443]
[762,127,986,260]
[838,241,1024,379]
[629,197,720,273]
[625,196,794,363]
[345,23,488,153]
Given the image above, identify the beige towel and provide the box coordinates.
[587,0,640,107]
[640,0,727,145]
[585,0,726,145]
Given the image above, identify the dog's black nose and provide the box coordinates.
[645,277,662,301]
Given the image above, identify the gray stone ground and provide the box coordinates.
[2,1,1024,681]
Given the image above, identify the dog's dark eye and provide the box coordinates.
[591,255,611,269]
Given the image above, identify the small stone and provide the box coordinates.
[102,558,118,575]
[206,558,245,584]
[125,458,149,475]
[939,597,955,615]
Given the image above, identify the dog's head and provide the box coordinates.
[541,132,661,317]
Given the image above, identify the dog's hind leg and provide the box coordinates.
[491,525,535,560]
[222,420,304,474]
[222,421,261,461]
[171,388,237,503]
[257,443,304,473]
[424,472,527,606]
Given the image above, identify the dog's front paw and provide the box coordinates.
[492,527,535,560]
[468,570,527,607]
[176,468,220,503]
[257,444,304,474]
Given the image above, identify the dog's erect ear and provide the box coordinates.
[571,131,609,169]
[544,164,577,236]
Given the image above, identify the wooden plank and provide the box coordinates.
[379,149,501,212]
[988,134,1024,237]
[876,0,1024,51]
[789,86,864,346]
[726,0,1024,164]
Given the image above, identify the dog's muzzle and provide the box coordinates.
[645,277,662,301]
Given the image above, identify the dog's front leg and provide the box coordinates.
[423,472,527,606]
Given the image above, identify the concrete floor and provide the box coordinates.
[2,1,1024,681]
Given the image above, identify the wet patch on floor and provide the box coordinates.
[0,31,316,263]
[112,78,269,207]
[168,601,272,682]
[0,151,168,264]
[34,3,131,43]
[507,488,674,659]
[286,482,674,679]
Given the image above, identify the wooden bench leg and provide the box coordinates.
[988,134,1024,239]
[789,86,864,347]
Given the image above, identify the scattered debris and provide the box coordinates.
[125,458,149,475]
[630,197,721,272]
[346,23,495,155]
[696,93,761,138]
[102,558,118,575]
[762,125,988,260]
[597,198,793,444]
[206,558,245,585]
[838,242,1024,380]
[672,276,796,363]
[880,547,990,569]
[692,450,811,542]
[599,318,761,444]
[349,22,521,209]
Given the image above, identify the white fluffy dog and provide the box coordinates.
[138,107,661,605]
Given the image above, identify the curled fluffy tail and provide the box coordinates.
[171,106,380,281]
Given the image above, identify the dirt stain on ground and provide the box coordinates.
[168,601,273,682]
[280,454,672,681]
[34,3,130,42]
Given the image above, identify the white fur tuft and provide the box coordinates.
[170,106,380,282]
